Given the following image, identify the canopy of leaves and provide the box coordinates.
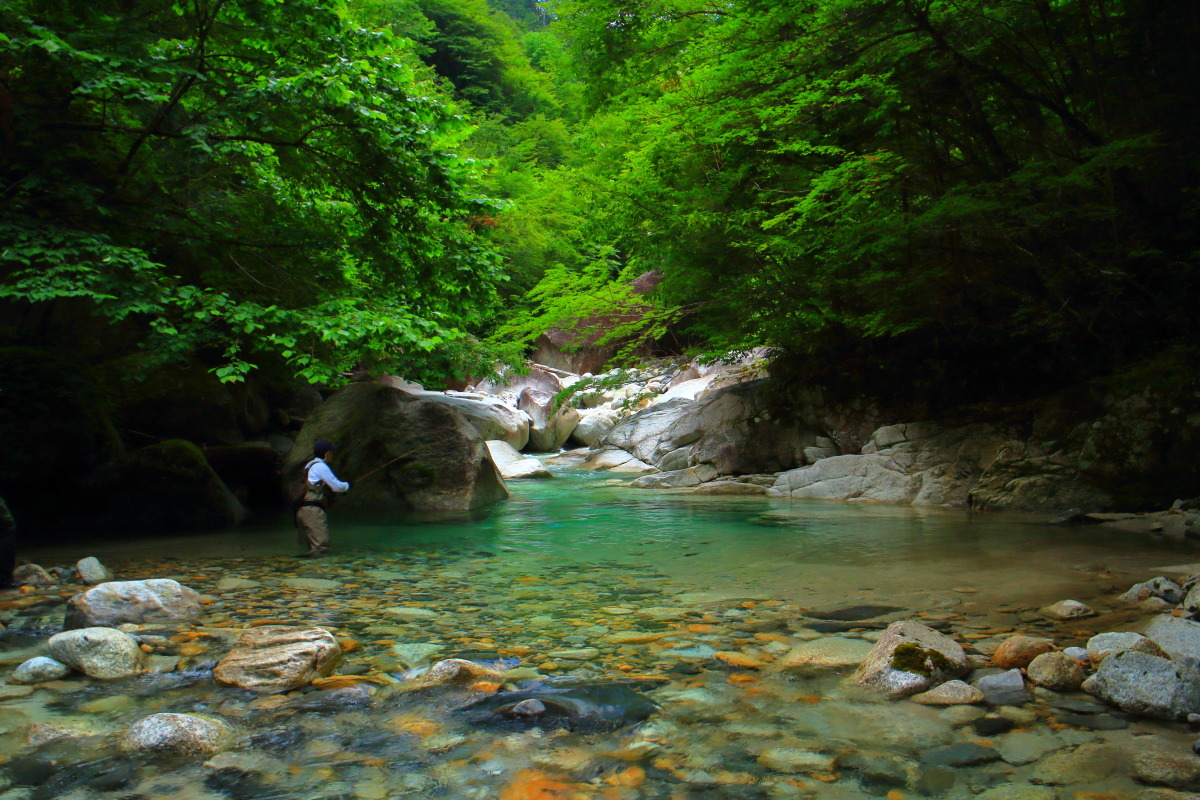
[0,0,507,384]
[516,0,1200,401]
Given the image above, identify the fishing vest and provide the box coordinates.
[299,458,330,509]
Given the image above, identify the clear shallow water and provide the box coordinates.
[5,467,1199,799]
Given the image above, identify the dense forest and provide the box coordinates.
[2,0,1197,398]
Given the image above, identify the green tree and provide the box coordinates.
[0,0,506,384]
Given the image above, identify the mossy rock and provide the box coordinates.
[889,642,957,677]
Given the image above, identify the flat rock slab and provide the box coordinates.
[215,577,261,591]
[213,626,341,694]
[384,607,440,621]
[778,638,875,671]
[922,742,1002,768]
[281,578,341,591]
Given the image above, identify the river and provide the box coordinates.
[3,466,1197,799]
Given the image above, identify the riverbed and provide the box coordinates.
[3,467,1198,799]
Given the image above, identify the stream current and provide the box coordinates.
[3,466,1199,799]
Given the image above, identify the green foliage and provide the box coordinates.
[535,0,1200,398]
[0,0,507,384]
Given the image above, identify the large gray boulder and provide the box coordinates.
[597,380,814,477]
[1082,650,1200,720]
[48,627,146,679]
[852,621,970,698]
[379,378,530,450]
[570,409,619,446]
[121,713,230,757]
[769,422,1005,506]
[284,383,508,513]
[518,388,580,452]
[65,579,203,629]
[213,626,341,694]
[1143,615,1200,664]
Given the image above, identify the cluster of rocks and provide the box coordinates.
[11,556,113,588]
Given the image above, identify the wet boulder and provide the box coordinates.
[407,658,504,689]
[991,635,1056,669]
[1086,631,1167,664]
[12,563,55,586]
[485,441,552,480]
[1026,652,1086,691]
[109,439,246,533]
[852,621,970,699]
[65,579,203,629]
[213,626,341,694]
[1120,577,1185,605]
[284,383,508,514]
[48,627,146,679]
[1143,615,1200,663]
[12,656,71,684]
[459,682,659,732]
[121,713,231,757]
[76,557,113,585]
[1082,650,1200,720]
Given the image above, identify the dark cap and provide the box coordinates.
[314,439,335,458]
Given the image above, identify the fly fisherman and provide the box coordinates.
[295,439,350,558]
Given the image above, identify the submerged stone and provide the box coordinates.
[121,713,230,758]
[459,683,659,731]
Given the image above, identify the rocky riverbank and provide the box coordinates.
[5,539,1200,798]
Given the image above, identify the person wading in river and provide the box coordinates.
[295,440,350,558]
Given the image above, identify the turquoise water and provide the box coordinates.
[5,466,1198,799]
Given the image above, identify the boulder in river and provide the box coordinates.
[75,557,113,585]
[284,382,508,514]
[12,563,55,586]
[485,441,552,480]
[12,656,71,684]
[65,579,203,629]
[1026,652,1086,691]
[121,713,231,757]
[1040,599,1094,620]
[379,377,531,450]
[48,627,146,679]
[1086,631,1167,664]
[1082,650,1200,720]
[991,635,1056,669]
[213,626,341,694]
[1143,615,1200,663]
[852,620,970,698]
[570,409,619,447]
[909,680,984,705]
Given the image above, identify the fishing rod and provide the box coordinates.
[352,443,440,483]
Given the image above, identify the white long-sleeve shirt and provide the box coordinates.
[307,458,350,493]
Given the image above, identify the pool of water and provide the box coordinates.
[4,467,1198,799]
